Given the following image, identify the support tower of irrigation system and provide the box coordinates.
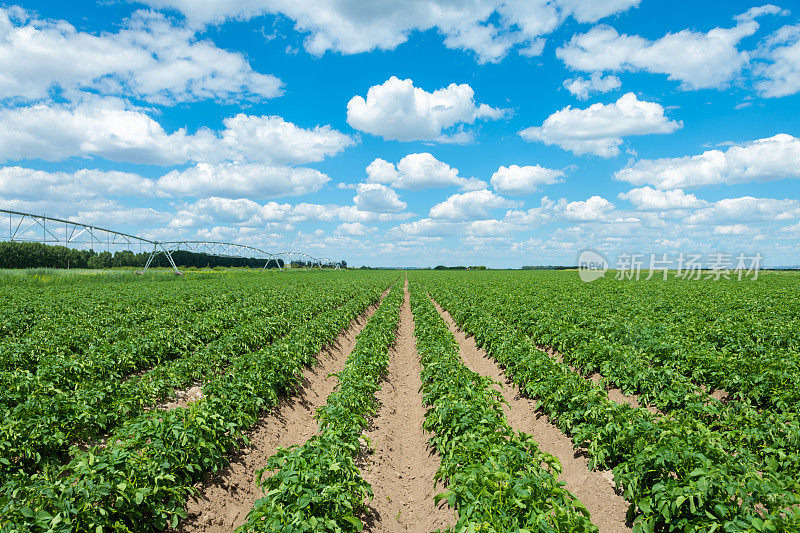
[1,209,342,274]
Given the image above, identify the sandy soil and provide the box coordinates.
[158,384,203,410]
[176,295,386,533]
[431,299,632,533]
[359,281,456,532]
[544,346,659,416]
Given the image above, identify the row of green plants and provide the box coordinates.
[441,273,800,485]
[0,271,264,368]
[423,276,800,532]
[238,283,404,532]
[409,283,597,532]
[468,272,800,414]
[0,281,365,487]
[0,275,395,531]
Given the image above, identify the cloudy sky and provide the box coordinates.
[1,0,799,267]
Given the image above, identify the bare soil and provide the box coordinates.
[359,281,456,532]
[544,346,659,416]
[175,295,386,532]
[158,384,203,410]
[431,299,632,533]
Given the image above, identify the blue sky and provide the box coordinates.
[1,0,799,267]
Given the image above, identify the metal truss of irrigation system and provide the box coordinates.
[1,208,341,274]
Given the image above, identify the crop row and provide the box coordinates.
[0,280,366,486]
[445,275,800,485]
[238,283,404,532]
[409,283,597,532]
[474,274,800,413]
[424,278,800,532]
[0,274,255,372]
[0,276,395,531]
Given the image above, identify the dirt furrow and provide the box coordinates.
[360,281,456,532]
[431,299,632,533]
[542,346,659,415]
[176,293,387,533]
[158,384,204,410]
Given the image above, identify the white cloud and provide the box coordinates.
[466,218,516,237]
[519,92,681,157]
[561,195,615,221]
[366,152,485,191]
[713,224,750,235]
[614,134,800,189]
[0,161,330,202]
[0,98,353,166]
[217,114,355,164]
[0,97,206,165]
[556,0,641,23]
[781,221,800,234]
[618,186,706,210]
[490,164,564,195]
[346,76,505,142]
[0,166,156,202]
[685,196,800,225]
[0,8,281,103]
[556,7,778,90]
[504,195,615,225]
[754,24,800,97]
[156,162,329,198]
[353,183,407,213]
[563,72,621,100]
[335,222,376,236]
[393,217,460,238]
[137,0,639,63]
[429,189,515,220]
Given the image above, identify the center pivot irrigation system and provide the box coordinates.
[1,208,342,274]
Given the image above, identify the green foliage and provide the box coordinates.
[419,270,800,531]
[409,283,598,532]
[0,271,397,531]
[238,284,404,532]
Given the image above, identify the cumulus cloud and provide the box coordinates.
[170,196,410,231]
[217,114,355,164]
[0,97,205,165]
[754,24,800,97]
[563,72,621,100]
[137,0,639,63]
[0,8,281,103]
[0,97,353,166]
[156,163,330,198]
[618,186,706,210]
[685,196,800,225]
[713,224,750,235]
[366,153,485,191]
[0,161,330,203]
[335,222,376,236]
[557,7,780,89]
[429,189,515,220]
[391,217,463,238]
[504,195,615,225]
[519,92,681,157]
[346,76,505,142]
[353,183,407,213]
[490,164,564,195]
[614,134,800,189]
[0,166,156,201]
[466,218,517,237]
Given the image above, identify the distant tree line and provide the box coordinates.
[433,265,487,270]
[521,265,576,270]
[0,241,286,269]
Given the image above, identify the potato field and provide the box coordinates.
[1,270,799,532]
